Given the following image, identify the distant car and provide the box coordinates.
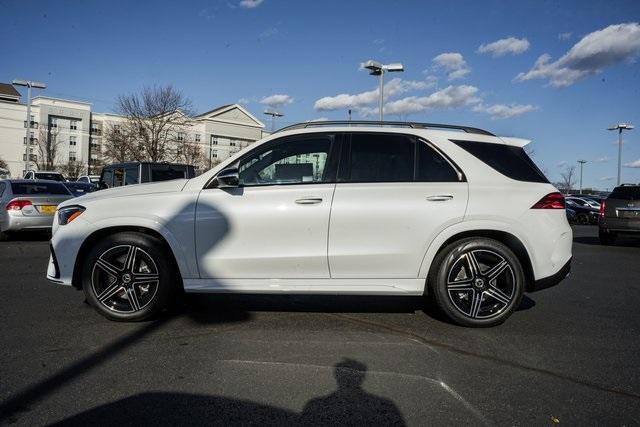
[23,170,66,182]
[568,196,601,209]
[64,182,98,197]
[0,179,74,239]
[565,199,598,224]
[98,162,196,189]
[598,184,640,245]
[566,208,577,223]
[77,175,100,185]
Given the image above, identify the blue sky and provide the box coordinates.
[2,0,639,189]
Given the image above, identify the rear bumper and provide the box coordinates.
[529,257,571,292]
[4,213,54,231]
[599,217,640,233]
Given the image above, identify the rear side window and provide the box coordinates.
[11,182,71,195]
[609,186,640,200]
[101,169,113,188]
[451,139,548,183]
[150,165,188,182]
[344,133,414,182]
[416,141,460,182]
[125,166,139,185]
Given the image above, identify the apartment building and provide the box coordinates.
[0,83,268,178]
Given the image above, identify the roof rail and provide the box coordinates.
[274,120,495,136]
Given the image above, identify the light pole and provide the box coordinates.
[13,79,46,175]
[363,60,404,122]
[577,160,587,194]
[264,110,283,132]
[607,123,634,186]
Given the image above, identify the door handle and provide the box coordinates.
[426,194,454,202]
[295,197,323,205]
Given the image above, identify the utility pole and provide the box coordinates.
[607,123,634,186]
[577,160,587,194]
[264,110,283,132]
[362,60,404,122]
[12,79,46,175]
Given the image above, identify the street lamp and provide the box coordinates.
[13,79,46,175]
[607,122,634,186]
[264,110,283,132]
[363,60,404,122]
[577,160,587,194]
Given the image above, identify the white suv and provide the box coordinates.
[47,121,572,327]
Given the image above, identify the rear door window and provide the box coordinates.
[342,133,414,182]
[609,186,640,200]
[101,169,113,188]
[450,139,548,183]
[113,168,125,187]
[150,165,188,182]
[416,141,461,182]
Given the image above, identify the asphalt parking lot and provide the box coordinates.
[1,225,639,425]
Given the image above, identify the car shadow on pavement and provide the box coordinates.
[573,235,639,248]
[49,359,406,426]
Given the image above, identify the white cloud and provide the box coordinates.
[432,52,471,80]
[259,27,279,39]
[260,94,293,107]
[477,37,530,57]
[599,176,615,181]
[624,159,640,168]
[472,103,538,119]
[306,117,329,122]
[313,77,434,111]
[239,0,263,8]
[558,32,572,41]
[595,156,610,163]
[557,160,568,168]
[516,23,640,87]
[237,98,250,105]
[383,85,480,116]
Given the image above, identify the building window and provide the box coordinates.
[195,134,201,142]
[70,120,78,130]
[212,150,217,158]
[69,151,77,162]
[177,132,185,142]
[210,135,218,145]
[69,136,77,146]
[230,141,237,147]
[50,118,58,128]
[114,125,121,134]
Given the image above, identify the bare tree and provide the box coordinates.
[0,157,7,170]
[559,165,577,191]
[102,123,141,163]
[58,161,86,180]
[35,126,62,171]
[114,85,194,162]
[174,137,207,172]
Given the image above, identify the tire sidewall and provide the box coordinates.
[430,238,525,327]
[82,232,175,321]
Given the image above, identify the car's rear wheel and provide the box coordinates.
[429,238,525,327]
[598,228,617,245]
[577,213,589,225]
[82,232,177,321]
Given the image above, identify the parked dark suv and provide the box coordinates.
[599,184,640,244]
[98,162,196,189]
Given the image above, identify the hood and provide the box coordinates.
[60,179,189,207]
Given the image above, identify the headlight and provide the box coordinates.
[58,205,85,225]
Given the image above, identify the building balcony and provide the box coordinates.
[23,137,38,144]
[23,121,39,129]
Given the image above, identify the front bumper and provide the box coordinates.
[529,257,571,292]
[46,216,95,286]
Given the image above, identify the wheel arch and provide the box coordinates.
[71,226,184,290]
[422,228,535,293]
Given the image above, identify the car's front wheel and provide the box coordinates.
[82,232,177,321]
[429,238,525,327]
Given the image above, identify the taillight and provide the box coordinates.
[6,200,32,211]
[599,200,606,217]
[531,192,565,209]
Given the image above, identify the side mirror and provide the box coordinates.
[214,167,240,188]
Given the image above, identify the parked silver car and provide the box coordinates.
[0,180,73,239]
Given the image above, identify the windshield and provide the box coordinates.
[34,173,65,182]
[11,182,71,195]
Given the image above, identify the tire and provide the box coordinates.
[0,230,9,242]
[429,238,525,327]
[598,228,617,245]
[82,232,178,321]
